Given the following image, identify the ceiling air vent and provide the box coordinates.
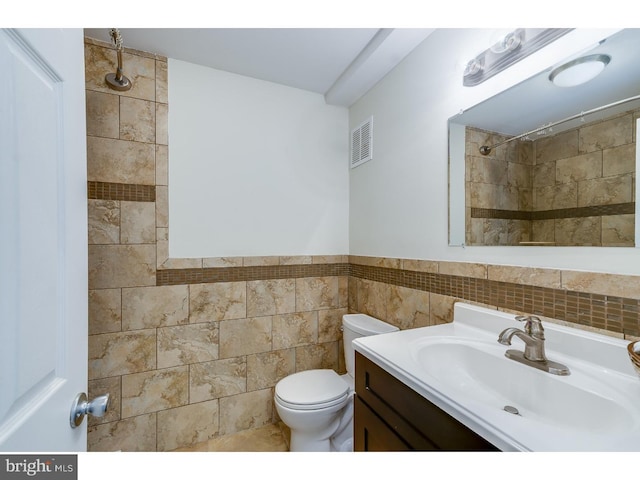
[351,116,373,169]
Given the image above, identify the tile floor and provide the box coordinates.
[170,423,291,452]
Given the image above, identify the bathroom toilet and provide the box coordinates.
[274,313,399,452]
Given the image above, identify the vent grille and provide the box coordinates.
[351,117,373,168]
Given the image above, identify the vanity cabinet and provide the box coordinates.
[354,352,499,451]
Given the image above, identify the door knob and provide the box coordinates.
[69,392,110,428]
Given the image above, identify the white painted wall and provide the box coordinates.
[349,28,640,275]
[168,59,349,258]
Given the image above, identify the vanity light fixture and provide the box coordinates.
[548,54,611,87]
[463,28,572,87]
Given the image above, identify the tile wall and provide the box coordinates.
[85,36,640,453]
[466,108,637,246]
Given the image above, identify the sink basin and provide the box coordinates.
[409,336,637,434]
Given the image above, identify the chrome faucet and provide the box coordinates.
[498,315,570,375]
[498,315,547,361]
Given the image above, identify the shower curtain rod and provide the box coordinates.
[479,93,640,155]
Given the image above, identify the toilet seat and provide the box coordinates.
[275,369,349,411]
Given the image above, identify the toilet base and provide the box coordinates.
[288,414,343,451]
[284,397,354,452]
[329,394,354,452]
[330,437,353,452]
[290,431,334,452]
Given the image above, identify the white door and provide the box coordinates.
[0,28,89,451]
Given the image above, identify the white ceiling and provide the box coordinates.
[83,28,435,106]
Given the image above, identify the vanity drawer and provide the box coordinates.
[355,352,498,451]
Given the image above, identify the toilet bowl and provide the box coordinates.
[274,313,399,452]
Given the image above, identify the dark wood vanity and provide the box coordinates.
[354,352,499,451]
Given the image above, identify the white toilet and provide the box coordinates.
[274,313,399,452]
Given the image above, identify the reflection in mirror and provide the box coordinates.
[449,29,640,247]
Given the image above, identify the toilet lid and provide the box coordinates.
[275,370,349,408]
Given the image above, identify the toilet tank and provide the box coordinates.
[342,314,399,378]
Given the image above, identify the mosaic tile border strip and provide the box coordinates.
[350,264,640,337]
[531,202,635,220]
[471,208,531,220]
[157,260,640,336]
[88,181,156,202]
[471,202,635,221]
[157,263,351,286]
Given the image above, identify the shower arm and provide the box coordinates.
[478,93,640,155]
[115,49,125,82]
[105,28,133,92]
[110,29,125,82]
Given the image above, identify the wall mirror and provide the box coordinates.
[449,28,640,247]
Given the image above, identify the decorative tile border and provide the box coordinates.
[157,263,350,286]
[155,258,640,336]
[350,263,640,337]
[532,202,635,220]
[471,208,531,220]
[88,181,156,202]
[472,202,635,220]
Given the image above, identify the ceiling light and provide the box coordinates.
[549,54,611,87]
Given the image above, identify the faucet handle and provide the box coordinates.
[515,315,545,338]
